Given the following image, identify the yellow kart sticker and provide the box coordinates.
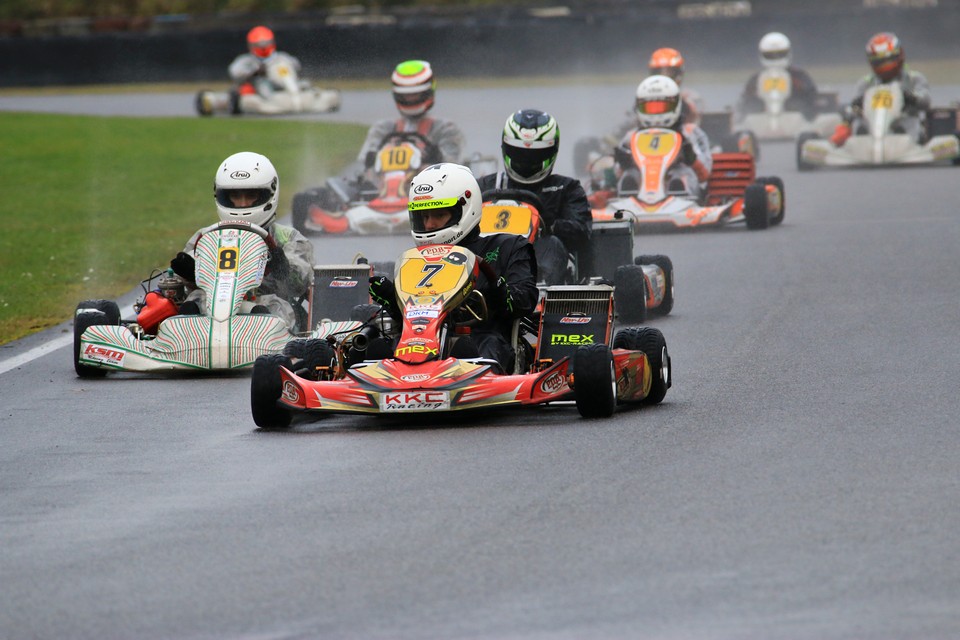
[480,204,533,236]
[217,247,239,272]
[633,131,678,157]
[761,76,788,93]
[378,144,415,172]
[871,90,894,110]
[398,258,466,294]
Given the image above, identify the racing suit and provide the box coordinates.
[228,51,304,98]
[612,120,713,199]
[357,116,465,169]
[478,171,593,285]
[737,67,820,120]
[841,69,931,143]
[174,222,314,331]
[457,227,539,372]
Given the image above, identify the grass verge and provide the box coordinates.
[0,112,365,345]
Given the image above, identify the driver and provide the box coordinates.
[478,109,592,286]
[369,163,538,372]
[736,32,821,121]
[604,75,712,199]
[228,26,305,102]
[355,60,466,171]
[830,32,931,147]
[169,152,314,331]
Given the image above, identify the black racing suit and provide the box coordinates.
[459,227,539,371]
[478,172,593,285]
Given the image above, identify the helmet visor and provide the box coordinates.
[636,95,679,116]
[408,197,464,233]
[649,66,681,81]
[503,143,556,180]
[216,187,273,210]
[761,49,789,62]
[394,89,434,107]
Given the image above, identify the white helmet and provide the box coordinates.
[214,151,279,229]
[407,163,482,247]
[759,32,791,69]
[635,75,682,128]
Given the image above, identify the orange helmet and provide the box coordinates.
[866,32,904,82]
[648,47,684,84]
[247,26,276,59]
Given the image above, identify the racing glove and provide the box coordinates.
[494,276,516,317]
[266,245,290,281]
[369,275,397,309]
[680,138,698,166]
[170,252,196,282]
[551,219,582,240]
[903,91,919,109]
[830,123,852,147]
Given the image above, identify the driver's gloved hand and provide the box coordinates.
[903,91,919,108]
[170,252,196,282]
[494,276,516,316]
[267,245,290,281]
[364,150,376,169]
[680,138,698,165]
[369,275,396,308]
[551,219,582,240]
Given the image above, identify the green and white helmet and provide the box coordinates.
[501,109,559,184]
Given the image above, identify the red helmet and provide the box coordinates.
[866,32,904,82]
[649,47,684,84]
[247,26,276,59]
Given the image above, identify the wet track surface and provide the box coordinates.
[2,83,960,639]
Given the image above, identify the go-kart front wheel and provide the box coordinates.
[743,184,771,230]
[74,310,112,378]
[635,254,674,316]
[573,344,616,418]
[251,354,293,430]
[614,264,648,324]
[756,176,785,226]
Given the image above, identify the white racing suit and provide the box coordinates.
[181,222,314,331]
[356,116,465,169]
[846,68,931,143]
[228,51,305,98]
[611,121,713,199]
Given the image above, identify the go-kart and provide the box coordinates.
[195,55,341,116]
[291,131,438,236]
[588,128,784,232]
[74,221,300,377]
[731,67,842,140]
[481,188,674,324]
[250,243,671,428]
[797,82,960,170]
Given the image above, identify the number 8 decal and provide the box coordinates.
[218,247,238,272]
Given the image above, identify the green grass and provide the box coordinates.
[0,112,366,344]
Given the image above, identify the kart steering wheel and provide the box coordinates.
[381,131,442,165]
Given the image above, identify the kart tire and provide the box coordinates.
[73,310,111,378]
[229,90,242,116]
[283,338,336,378]
[573,344,616,418]
[796,132,818,171]
[614,327,670,404]
[350,303,383,323]
[195,91,213,116]
[634,254,674,316]
[76,299,121,325]
[727,129,760,161]
[756,176,785,226]
[743,184,770,230]
[614,264,647,324]
[251,354,293,429]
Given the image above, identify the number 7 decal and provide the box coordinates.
[417,263,444,288]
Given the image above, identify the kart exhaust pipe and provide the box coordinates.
[349,325,380,352]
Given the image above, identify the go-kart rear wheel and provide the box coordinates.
[291,191,313,234]
[796,132,818,171]
[73,310,111,378]
[743,184,770,230]
[573,344,616,418]
[614,264,647,324]
[614,327,671,404]
[251,354,293,430]
[195,91,213,116]
[634,255,674,316]
[283,339,336,379]
[756,176,785,226]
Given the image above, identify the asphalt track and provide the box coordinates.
[2,82,960,639]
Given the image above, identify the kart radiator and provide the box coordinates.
[590,220,634,282]
[536,285,614,364]
[706,152,756,205]
[310,264,373,325]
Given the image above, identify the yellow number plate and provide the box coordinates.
[480,204,533,236]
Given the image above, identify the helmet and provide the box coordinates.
[759,32,791,69]
[247,26,276,59]
[407,163,482,247]
[866,32,904,82]
[635,75,682,128]
[501,109,559,184]
[648,47,685,84]
[214,152,279,229]
[392,60,436,117]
